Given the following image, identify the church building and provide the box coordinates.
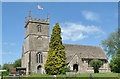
[22,13,111,75]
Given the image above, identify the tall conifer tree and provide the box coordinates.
[44,23,66,75]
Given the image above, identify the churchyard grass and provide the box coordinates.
[28,73,119,77]
[29,74,53,77]
[76,73,119,77]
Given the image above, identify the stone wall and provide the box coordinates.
[68,57,111,74]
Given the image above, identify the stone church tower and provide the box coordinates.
[22,12,50,74]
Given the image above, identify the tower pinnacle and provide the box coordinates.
[24,17,27,23]
[28,11,32,20]
[46,13,50,22]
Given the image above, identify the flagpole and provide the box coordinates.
[36,3,50,21]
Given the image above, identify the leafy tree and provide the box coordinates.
[0,65,2,69]
[44,23,66,75]
[13,59,21,68]
[109,56,120,73]
[90,59,103,73]
[117,48,120,57]
[2,64,13,75]
[101,28,120,58]
[102,28,120,73]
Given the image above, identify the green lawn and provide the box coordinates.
[29,74,53,77]
[76,73,119,77]
[29,73,119,77]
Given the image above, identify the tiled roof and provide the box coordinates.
[64,44,107,63]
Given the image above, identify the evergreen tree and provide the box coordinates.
[44,23,66,75]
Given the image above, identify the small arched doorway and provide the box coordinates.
[73,64,78,72]
[37,65,42,74]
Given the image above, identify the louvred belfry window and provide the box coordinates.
[37,24,42,32]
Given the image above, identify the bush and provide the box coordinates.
[3,71,9,76]
[109,56,120,73]
[2,64,13,76]
[90,59,103,73]
[61,66,71,74]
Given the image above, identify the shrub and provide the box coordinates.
[109,56,120,73]
[61,66,71,74]
[90,59,103,73]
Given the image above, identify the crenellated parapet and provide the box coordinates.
[25,11,50,28]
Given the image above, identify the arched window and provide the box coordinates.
[36,52,43,63]
[37,24,42,32]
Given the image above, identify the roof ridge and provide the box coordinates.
[64,44,100,48]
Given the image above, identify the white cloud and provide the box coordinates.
[0,51,21,60]
[82,11,100,21]
[2,42,16,46]
[0,51,13,55]
[0,51,21,64]
[61,22,105,41]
